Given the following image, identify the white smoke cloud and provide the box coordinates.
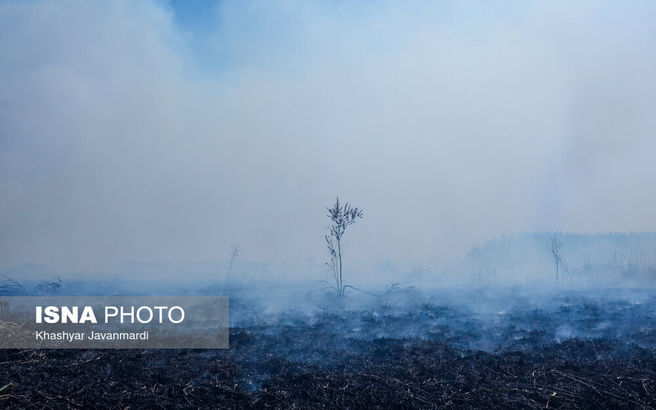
[1,0,655,272]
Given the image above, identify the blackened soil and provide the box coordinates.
[1,330,655,409]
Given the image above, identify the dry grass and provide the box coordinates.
[0,319,32,348]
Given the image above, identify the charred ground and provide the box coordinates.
[1,287,656,408]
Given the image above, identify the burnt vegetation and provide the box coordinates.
[2,288,656,408]
[1,338,655,409]
[2,227,656,408]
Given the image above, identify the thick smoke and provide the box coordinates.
[1,0,655,277]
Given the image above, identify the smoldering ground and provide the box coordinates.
[2,280,656,408]
[3,230,656,407]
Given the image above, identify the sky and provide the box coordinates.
[1,0,655,273]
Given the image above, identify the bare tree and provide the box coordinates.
[325,197,363,296]
[227,243,241,278]
[549,237,566,285]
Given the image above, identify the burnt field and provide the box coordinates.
[1,286,656,408]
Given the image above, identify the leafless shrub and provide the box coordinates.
[36,276,62,294]
[227,243,241,279]
[324,197,363,296]
[385,282,417,296]
[0,275,26,296]
[549,237,567,285]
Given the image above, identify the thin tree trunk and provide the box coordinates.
[337,238,343,295]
